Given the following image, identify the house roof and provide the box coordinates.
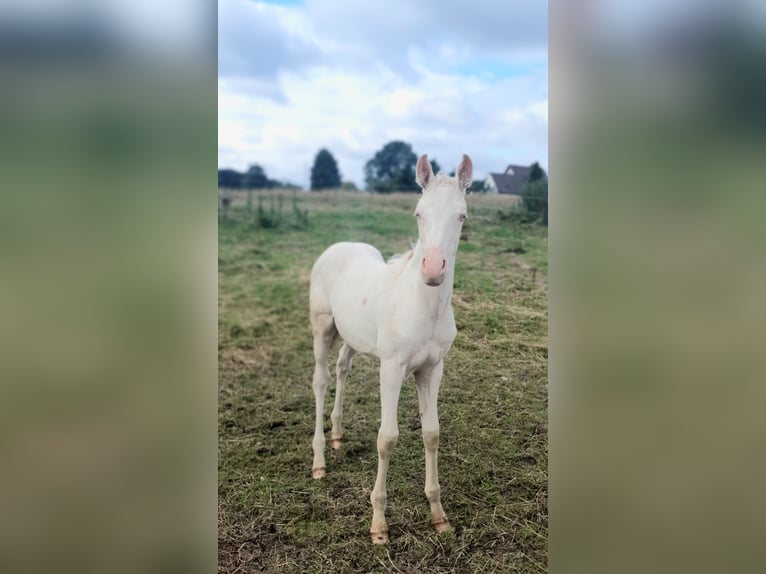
[487,164,532,195]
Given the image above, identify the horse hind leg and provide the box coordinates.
[330,343,355,449]
[310,312,337,479]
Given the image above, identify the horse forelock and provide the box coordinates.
[423,171,460,193]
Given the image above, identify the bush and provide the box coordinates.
[253,193,310,230]
[468,179,487,193]
[521,179,548,225]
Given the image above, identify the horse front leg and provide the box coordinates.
[369,358,405,544]
[415,360,450,533]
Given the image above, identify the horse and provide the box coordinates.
[309,153,472,544]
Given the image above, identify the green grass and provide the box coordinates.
[218,190,548,573]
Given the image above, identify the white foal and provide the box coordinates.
[309,153,472,544]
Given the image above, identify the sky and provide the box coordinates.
[218,0,548,189]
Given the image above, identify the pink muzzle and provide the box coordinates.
[421,246,447,286]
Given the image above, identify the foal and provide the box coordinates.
[309,154,472,544]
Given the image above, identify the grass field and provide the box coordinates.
[218,190,548,573]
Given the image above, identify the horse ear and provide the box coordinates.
[457,154,473,190]
[416,154,434,190]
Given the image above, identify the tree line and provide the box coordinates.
[217,164,301,191]
[218,141,472,193]
[218,140,541,204]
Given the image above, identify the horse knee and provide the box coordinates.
[422,430,439,451]
[312,372,328,393]
[377,433,398,457]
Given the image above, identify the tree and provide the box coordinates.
[429,159,441,175]
[310,149,342,191]
[468,179,486,193]
[218,168,243,189]
[521,162,548,225]
[528,162,546,183]
[244,164,270,189]
[364,141,418,193]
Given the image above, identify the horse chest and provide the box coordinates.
[395,309,456,370]
[407,340,448,372]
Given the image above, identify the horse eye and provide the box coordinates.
[415,213,422,220]
[458,214,466,222]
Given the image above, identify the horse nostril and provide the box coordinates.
[422,258,427,268]
[440,259,446,270]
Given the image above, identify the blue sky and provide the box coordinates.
[219,0,548,188]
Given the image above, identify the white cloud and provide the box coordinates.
[218,0,548,188]
[218,0,320,78]
[530,99,549,123]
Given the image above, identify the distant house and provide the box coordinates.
[484,164,532,196]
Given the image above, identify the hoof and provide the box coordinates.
[312,467,325,479]
[329,437,344,450]
[432,519,451,534]
[370,530,389,544]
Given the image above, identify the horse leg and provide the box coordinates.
[310,313,337,479]
[330,343,355,449]
[415,360,450,533]
[370,358,405,544]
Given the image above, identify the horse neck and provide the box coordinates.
[408,239,455,316]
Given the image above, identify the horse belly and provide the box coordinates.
[328,256,384,355]
[330,284,378,354]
